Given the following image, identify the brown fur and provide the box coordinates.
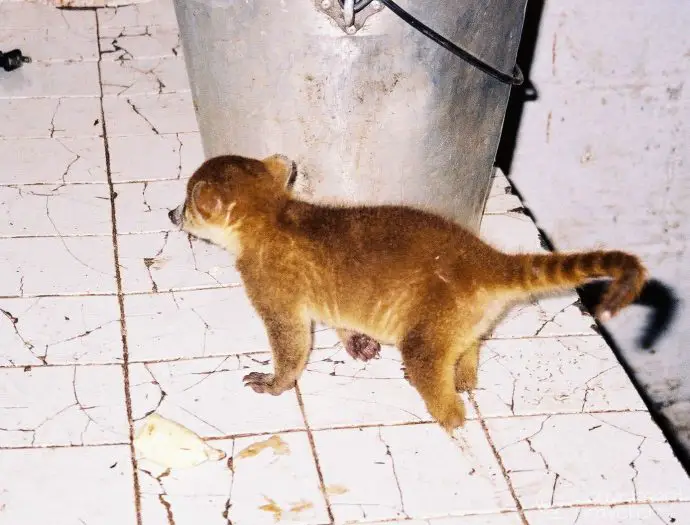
[169,154,647,432]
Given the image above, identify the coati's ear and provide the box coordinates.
[262,154,297,190]
[190,180,224,219]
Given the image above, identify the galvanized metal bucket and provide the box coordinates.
[173,0,526,231]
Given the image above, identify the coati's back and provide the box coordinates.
[275,197,646,325]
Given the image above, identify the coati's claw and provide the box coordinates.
[242,372,292,395]
[344,333,381,361]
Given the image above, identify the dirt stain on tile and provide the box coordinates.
[259,497,282,522]
[258,497,314,522]
[143,256,168,270]
[236,435,290,459]
[326,484,349,495]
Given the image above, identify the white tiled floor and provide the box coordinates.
[0,1,688,524]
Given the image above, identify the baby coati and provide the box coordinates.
[168,154,647,431]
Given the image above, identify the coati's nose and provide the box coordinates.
[168,208,178,225]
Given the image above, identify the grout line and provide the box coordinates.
[295,384,335,524]
[0,282,243,300]
[94,13,143,525]
[469,392,530,525]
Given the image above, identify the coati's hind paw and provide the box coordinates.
[343,333,381,361]
[436,400,467,433]
[243,372,294,395]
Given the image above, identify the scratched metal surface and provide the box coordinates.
[173,0,526,232]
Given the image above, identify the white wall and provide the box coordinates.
[507,0,690,453]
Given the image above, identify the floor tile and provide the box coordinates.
[0,24,98,64]
[0,445,136,525]
[115,179,185,234]
[0,364,128,447]
[0,295,123,366]
[487,412,690,509]
[101,56,190,96]
[483,173,524,215]
[124,287,268,362]
[129,354,305,437]
[103,92,198,135]
[139,432,329,525]
[0,61,100,99]
[491,293,598,339]
[0,137,106,185]
[117,231,241,293]
[474,336,646,418]
[0,97,102,139]
[525,502,690,525]
[480,213,546,253]
[0,236,116,296]
[0,183,112,237]
[97,0,179,29]
[100,24,181,60]
[300,346,476,429]
[0,1,97,30]
[109,132,204,182]
[313,424,515,523]
[376,515,522,525]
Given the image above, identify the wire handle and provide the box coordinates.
[378,0,524,86]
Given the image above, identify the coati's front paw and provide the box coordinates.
[242,372,294,395]
[344,333,381,361]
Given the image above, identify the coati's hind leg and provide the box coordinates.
[336,328,381,361]
[454,340,481,393]
[400,326,467,432]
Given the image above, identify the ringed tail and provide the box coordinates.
[509,250,647,321]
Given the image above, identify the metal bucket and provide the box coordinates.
[173,0,526,231]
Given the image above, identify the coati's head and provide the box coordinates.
[168,154,297,249]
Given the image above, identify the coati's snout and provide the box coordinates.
[168,205,183,227]
[168,153,297,246]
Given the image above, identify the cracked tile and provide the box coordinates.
[0,364,128,447]
[300,346,476,429]
[0,236,116,296]
[103,92,198,136]
[491,293,598,339]
[0,184,112,237]
[314,424,515,524]
[0,62,100,98]
[526,502,690,525]
[139,432,329,525]
[0,295,122,366]
[115,179,185,234]
[99,25,182,60]
[487,412,690,509]
[97,0,179,29]
[0,137,106,185]
[109,132,204,182]
[124,287,270,362]
[474,336,646,418]
[479,212,547,253]
[0,445,136,524]
[0,97,102,138]
[117,231,241,293]
[101,56,190,96]
[376,516,522,525]
[483,172,524,215]
[129,354,305,436]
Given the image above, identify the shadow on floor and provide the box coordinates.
[495,0,544,175]
[578,278,680,351]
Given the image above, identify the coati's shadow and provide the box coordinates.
[577,278,679,351]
